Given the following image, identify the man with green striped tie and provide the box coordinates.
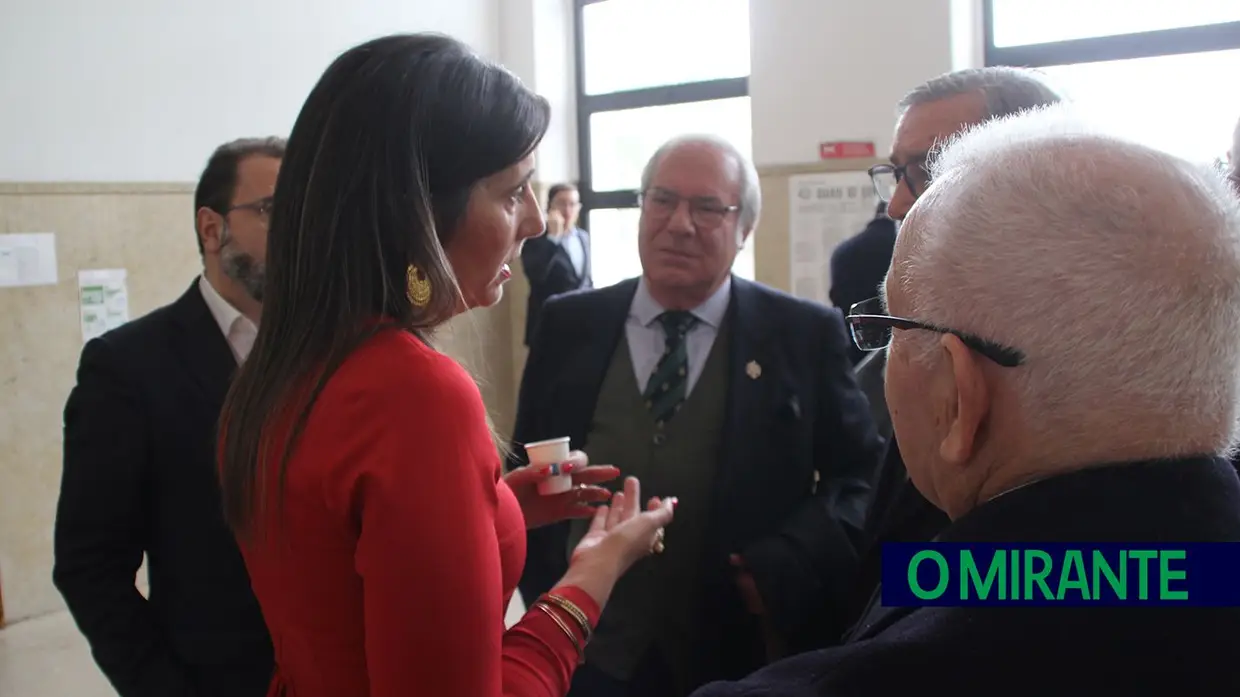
[512,134,883,697]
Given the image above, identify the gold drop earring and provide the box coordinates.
[406,264,432,308]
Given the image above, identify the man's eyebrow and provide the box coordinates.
[893,150,932,166]
[656,186,725,201]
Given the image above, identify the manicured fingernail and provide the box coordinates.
[671,497,680,509]
[562,462,576,473]
[539,465,551,475]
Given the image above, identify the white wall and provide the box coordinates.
[0,0,501,182]
[498,0,578,184]
[749,0,959,166]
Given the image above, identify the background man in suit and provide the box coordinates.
[53,136,285,697]
[514,134,883,697]
[693,102,1240,697]
[521,182,592,344]
[841,67,1063,633]
[828,201,896,366]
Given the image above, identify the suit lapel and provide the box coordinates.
[716,277,780,502]
[169,280,238,410]
[562,278,637,447]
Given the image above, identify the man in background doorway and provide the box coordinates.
[522,182,592,345]
[53,137,284,697]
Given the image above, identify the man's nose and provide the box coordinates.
[887,185,915,222]
[666,200,696,233]
[526,203,547,239]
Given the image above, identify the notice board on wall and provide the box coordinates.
[787,170,880,306]
[751,158,884,300]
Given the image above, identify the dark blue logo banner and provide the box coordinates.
[880,543,1240,607]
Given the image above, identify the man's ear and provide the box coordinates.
[939,333,989,465]
[196,207,223,254]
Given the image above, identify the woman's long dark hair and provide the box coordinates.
[219,33,551,537]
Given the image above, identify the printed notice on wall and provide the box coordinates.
[788,172,879,307]
[0,232,59,288]
[79,269,130,342]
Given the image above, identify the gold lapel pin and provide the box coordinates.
[746,360,762,380]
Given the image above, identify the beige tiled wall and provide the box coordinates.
[0,183,518,625]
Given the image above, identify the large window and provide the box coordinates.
[574,0,754,289]
[984,1,1240,166]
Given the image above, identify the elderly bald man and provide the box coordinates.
[690,105,1240,696]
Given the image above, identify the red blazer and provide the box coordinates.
[234,329,598,697]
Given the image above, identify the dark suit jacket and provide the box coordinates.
[53,281,273,697]
[521,228,592,345]
[833,354,947,637]
[852,352,890,444]
[513,276,883,688]
[828,215,896,366]
[839,439,949,634]
[692,455,1240,697]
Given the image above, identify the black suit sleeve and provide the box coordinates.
[53,337,201,697]
[521,237,560,287]
[511,301,572,602]
[739,309,883,649]
[522,238,579,295]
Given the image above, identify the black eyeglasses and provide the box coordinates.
[868,160,930,204]
[639,187,740,229]
[846,296,1025,368]
[220,196,274,222]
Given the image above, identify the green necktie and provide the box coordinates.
[643,310,698,428]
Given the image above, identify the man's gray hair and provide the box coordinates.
[891,103,1240,461]
[639,134,762,232]
[898,66,1063,119]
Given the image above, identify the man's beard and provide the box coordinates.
[219,226,265,303]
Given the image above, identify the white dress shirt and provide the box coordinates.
[198,275,258,363]
[552,227,588,279]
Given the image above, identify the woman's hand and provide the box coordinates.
[504,450,619,530]
[556,476,676,608]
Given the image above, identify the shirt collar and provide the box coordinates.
[198,274,256,340]
[631,274,732,329]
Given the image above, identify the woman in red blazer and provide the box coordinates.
[217,33,676,697]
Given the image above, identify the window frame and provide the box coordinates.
[981,1,1240,68]
[572,0,750,231]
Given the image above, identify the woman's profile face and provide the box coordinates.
[446,153,545,311]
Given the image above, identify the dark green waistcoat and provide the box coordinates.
[566,319,731,687]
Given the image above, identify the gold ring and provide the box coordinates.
[652,528,666,555]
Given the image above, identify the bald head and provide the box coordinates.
[883,104,1240,518]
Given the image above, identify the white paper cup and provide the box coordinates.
[525,437,572,496]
